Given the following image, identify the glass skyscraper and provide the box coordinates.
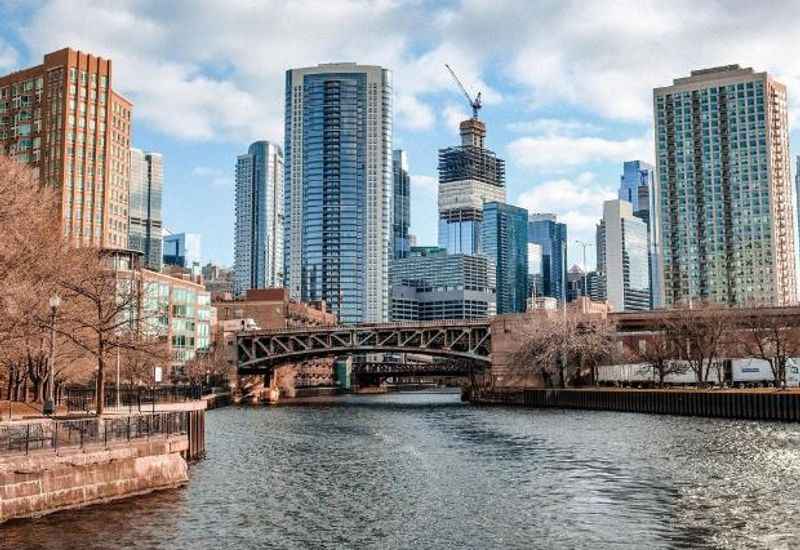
[618,160,662,308]
[654,65,797,306]
[285,64,392,323]
[481,202,529,314]
[163,232,202,270]
[234,141,284,296]
[438,118,506,255]
[392,149,410,260]
[128,148,163,271]
[596,199,650,311]
[527,213,567,304]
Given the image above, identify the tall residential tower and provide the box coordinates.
[128,148,163,271]
[234,141,284,296]
[284,63,393,323]
[0,48,132,249]
[654,65,797,306]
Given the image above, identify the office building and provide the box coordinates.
[566,266,603,303]
[128,148,163,271]
[390,247,495,321]
[163,232,201,270]
[0,48,132,249]
[654,65,797,306]
[618,160,661,307]
[481,202,528,313]
[596,200,650,311]
[438,118,506,255]
[234,141,284,296]
[393,149,410,259]
[284,63,393,323]
[527,213,567,303]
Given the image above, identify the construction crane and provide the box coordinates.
[445,64,481,119]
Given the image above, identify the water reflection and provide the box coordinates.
[3,393,800,549]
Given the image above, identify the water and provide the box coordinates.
[4,392,800,549]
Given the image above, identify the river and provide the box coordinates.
[3,392,800,549]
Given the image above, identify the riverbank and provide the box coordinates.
[470,387,800,421]
[0,406,208,524]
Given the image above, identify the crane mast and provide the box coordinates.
[445,64,482,119]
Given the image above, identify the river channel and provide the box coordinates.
[4,392,800,549]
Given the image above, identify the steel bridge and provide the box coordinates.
[354,360,485,378]
[237,320,492,375]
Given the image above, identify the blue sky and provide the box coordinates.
[2,1,799,269]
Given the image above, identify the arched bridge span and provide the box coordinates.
[237,320,491,375]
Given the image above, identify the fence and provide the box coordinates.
[0,411,189,456]
[64,385,203,414]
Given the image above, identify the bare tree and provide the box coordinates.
[663,303,731,386]
[51,249,169,415]
[735,308,800,388]
[631,322,690,387]
[512,312,617,387]
[183,345,228,388]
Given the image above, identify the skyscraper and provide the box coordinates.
[392,149,410,259]
[438,118,506,255]
[129,148,163,271]
[163,232,201,271]
[596,199,650,311]
[618,160,662,308]
[234,141,284,296]
[654,65,797,306]
[0,48,132,249]
[481,202,528,313]
[284,63,393,323]
[527,213,567,304]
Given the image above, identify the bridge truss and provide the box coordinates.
[237,321,491,375]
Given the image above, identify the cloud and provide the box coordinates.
[507,133,652,171]
[410,174,437,192]
[0,40,17,70]
[517,172,617,265]
[395,94,435,131]
[193,165,232,187]
[506,118,601,135]
[441,103,469,135]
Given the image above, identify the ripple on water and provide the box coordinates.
[3,393,800,549]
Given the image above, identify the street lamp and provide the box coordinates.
[43,294,61,416]
[574,240,594,299]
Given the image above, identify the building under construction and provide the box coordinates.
[437,118,506,255]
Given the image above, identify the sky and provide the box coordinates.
[1,0,799,269]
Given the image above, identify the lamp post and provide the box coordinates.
[574,240,594,299]
[43,294,61,416]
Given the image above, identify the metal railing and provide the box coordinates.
[64,385,203,414]
[0,411,189,456]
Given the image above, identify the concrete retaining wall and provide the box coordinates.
[473,388,800,422]
[0,436,189,524]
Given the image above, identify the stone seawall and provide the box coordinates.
[0,437,189,524]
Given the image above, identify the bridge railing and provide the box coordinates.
[238,318,491,335]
